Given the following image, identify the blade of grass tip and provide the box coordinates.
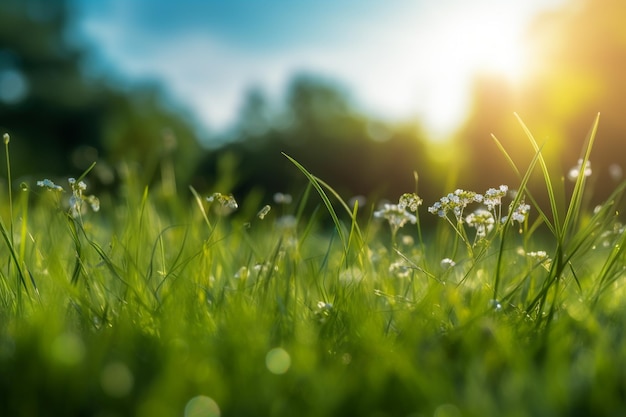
[491,133,522,178]
[283,153,348,254]
[347,198,366,268]
[189,185,213,231]
[492,137,550,297]
[75,161,97,183]
[562,113,600,238]
[493,134,555,236]
[314,175,366,260]
[527,115,600,314]
[514,113,563,239]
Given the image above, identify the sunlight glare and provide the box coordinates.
[407,2,535,141]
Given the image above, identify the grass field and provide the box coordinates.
[2,116,626,417]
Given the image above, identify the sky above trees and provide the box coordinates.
[69,0,568,141]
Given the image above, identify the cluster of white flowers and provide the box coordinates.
[483,185,508,210]
[37,177,100,217]
[427,189,483,221]
[374,186,532,250]
[526,250,552,270]
[37,178,64,192]
[206,192,238,214]
[374,193,422,235]
[398,193,423,212]
[503,202,531,225]
[68,178,100,217]
[389,259,412,278]
[440,258,456,268]
[374,203,417,230]
[427,185,531,242]
[465,209,495,240]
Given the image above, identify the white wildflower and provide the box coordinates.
[374,203,417,232]
[465,209,495,240]
[207,192,238,212]
[68,177,99,217]
[483,185,508,211]
[398,193,423,212]
[440,258,456,268]
[428,189,482,221]
[389,260,411,278]
[273,192,293,205]
[567,158,592,181]
[37,179,64,192]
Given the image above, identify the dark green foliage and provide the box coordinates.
[0,0,202,186]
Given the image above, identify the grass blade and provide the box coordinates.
[283,153,349,255]
[514,113,563,239]
[562,113,600,238]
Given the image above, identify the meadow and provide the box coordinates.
[2,115,626,417]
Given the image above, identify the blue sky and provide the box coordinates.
[71,0,568,141]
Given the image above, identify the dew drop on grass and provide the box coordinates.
[265,347,291,375]
[488,299,502,312]
[184,395,221,417]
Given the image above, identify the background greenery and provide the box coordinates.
[2,0,626,209]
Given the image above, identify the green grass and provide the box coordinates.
[2,117,626,417]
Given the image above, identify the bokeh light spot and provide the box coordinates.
[434,403,461,417]
[50,332,85,366]
[265,347,291,374]
[184,395,221,417]
[0,69,28,104]
[100,361,134,398]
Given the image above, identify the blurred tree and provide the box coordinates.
[0,0,202,188]
[0,0,100,176]
[234,87,273,141]
[194,74,444,209]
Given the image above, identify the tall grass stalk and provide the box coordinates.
[0,133,38,309]
[515,114,601,324]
